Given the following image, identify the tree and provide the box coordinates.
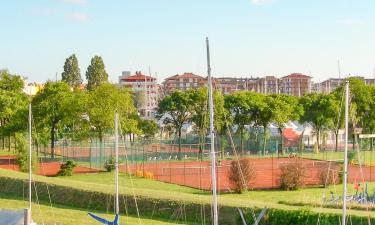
[61,54,82,88]
[190,88,226,159]
[32,81,73,158]
[271,95,302,153]
[138,119,158,142]
[299,93,339,153]
[156,91,193,159]
[87,83,135,144]
[224,91,264,155]
[85,56,108,90]
[0,70,28,151]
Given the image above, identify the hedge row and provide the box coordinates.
[1,176,374,225]
[0,176,235,224]
[238,208,375,225]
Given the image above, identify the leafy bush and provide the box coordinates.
[237,207,375,225]
[228,158,256,193]
[348,151,358,164]
[104,157,116,172]
[280,160,306,190]
[318,164,341,187]
[57,160,77,176]
[15,133,37,172]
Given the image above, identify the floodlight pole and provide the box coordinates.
[28,103,32,211]
[115,112,119,215]
[206,37,218,225]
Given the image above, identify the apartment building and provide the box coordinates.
[162,72,206,94]
[279,73,312,97]
[119,71,159,118]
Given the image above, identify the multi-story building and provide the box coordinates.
[119,71,159,118]
[279,73,312,97]
[319,78,342,94]
[214,77,260,94]
[162,72,206,94]
[257,76,279,94]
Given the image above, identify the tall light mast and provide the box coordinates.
[206,37,218,225]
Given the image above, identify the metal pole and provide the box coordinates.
[28,103,32,212]
[342,81,349,225]
[206,37,218,225]
[115,112,119,215]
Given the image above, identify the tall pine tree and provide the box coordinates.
[85,56,108,90]
[61,54,82,88]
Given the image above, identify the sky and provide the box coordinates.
[1,0,375,83]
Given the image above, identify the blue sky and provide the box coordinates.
[1,0,375,83]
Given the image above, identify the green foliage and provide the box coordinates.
[280,161,306,190]
[85,55,108,90]
[57,160,77,176]
[0,71,28,137]
[104,157,116,172]
[14,133,36,172]
[138,119,158,141]
[87,83,136,141]
[156,91,194,159]
[238,207,374,225]
[32,81,74,158]
[61,54,82,88]
[299,93,339,153]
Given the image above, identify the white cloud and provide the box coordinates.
[342,18,365,27]
[62,0,87,6]
[251,0,275,5]
[68,13,88,22]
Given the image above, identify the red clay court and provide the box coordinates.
[0,155,99,176]
[121,157,375,191]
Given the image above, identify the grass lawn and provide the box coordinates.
[1,168,375,219]
[0,149,14,156]
[301,150,375,166]
[0,193,180,225]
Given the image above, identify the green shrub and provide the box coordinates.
[57,160,77,176]
[280,160,306,191]
[237,207,374,225]
[15,133,37,172]
[104,157,116,172]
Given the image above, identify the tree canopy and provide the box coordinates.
[61,54,82,88]
[85,56,108,90]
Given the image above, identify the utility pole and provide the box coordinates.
[342,81,349,225]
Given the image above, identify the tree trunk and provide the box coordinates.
[240,129,244,156]
[50,123,55,159]
[8,135,11,152]
[178,128,182,160]
[335,129,339,152]
[278,128,283,155]
[263,125,267,156]
[316,129,320,154]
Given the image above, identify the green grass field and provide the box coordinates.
[1,168,374,218]
[301,150,375,166]
[0,193,180,225]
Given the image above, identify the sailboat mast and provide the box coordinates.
[28,103,32,211]
[115,112,119,215]
[342,81,349,225]
[206,37,218,225]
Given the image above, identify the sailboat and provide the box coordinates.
[88,112,120,225]
[206,37,219,225]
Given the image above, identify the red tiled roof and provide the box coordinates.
[121,72,155,82]
[165,72,204,81]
